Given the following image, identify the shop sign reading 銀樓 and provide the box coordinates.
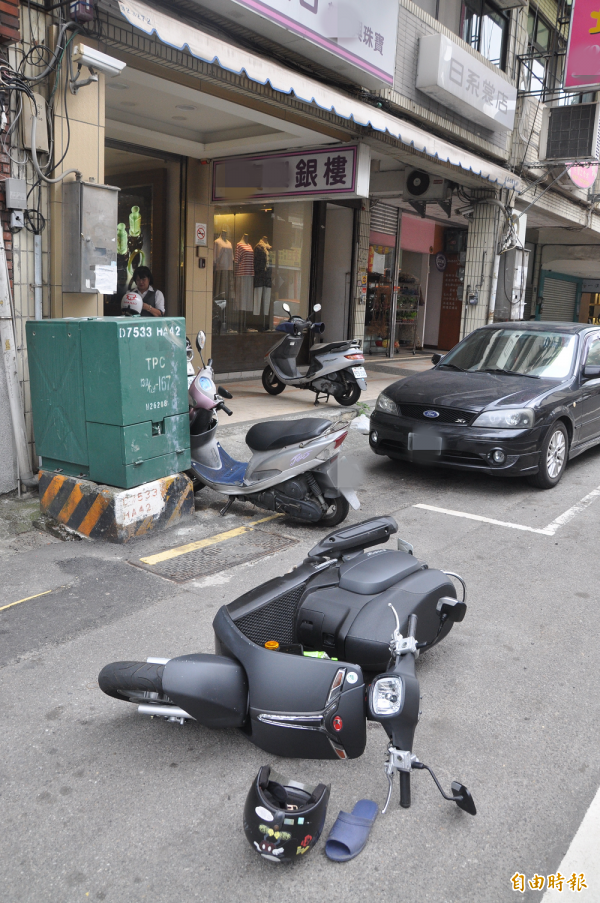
[212,145,370,203]
[229,0,398,86]
[416,33,516,132]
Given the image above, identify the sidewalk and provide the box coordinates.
[217,351,433,426]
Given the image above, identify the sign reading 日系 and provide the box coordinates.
[416,33,516,132]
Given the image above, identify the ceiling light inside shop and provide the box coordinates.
[176,104,196,111]
[120,101,138,107]
[172,115,187,120]
[107,82,129,90]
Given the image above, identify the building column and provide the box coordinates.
[49,39,105,319]
[461,192,503,338]
[184,159,213,358]
[351,200,370,346]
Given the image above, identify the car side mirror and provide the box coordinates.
[583,364,600,380]
[431,353,443,365]
[436,596,467,623]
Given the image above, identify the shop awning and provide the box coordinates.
[117,0,523,192]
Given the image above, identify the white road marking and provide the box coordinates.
[413,485,600,537]
[541,784,600,900]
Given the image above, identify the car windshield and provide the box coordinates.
[441,329,577,379]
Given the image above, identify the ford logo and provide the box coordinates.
[423,410,440,418]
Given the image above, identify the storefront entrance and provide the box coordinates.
[104,141,185,317]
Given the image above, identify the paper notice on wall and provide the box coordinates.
[94,265,118,294]
[371,252,386,274]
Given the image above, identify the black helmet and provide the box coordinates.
[244,766,330,863]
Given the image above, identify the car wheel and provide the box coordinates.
[528,421,568,489]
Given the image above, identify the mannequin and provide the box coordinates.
[213,229,233,310]
[253,235,273,326]
[235,233,254,330]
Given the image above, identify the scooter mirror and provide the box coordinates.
[436,596,467,623]
[451,782,477,816]
[196,330,206,352]
[313,303,322,312]
[282,302,291,313]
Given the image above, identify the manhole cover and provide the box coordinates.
[131,529,298,583]
[8,531,61,552]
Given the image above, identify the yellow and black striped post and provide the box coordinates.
[39,472,194,543]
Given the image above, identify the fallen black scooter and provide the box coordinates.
[99,516,475,814]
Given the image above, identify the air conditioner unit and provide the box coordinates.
[539,103,600,162]
[405,169,450,201]
[404,169,453,217]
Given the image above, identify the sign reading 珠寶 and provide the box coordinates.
[416,33,516,132]
[212,144,370,203]
[565,0,600,91]
[230,0,398,86]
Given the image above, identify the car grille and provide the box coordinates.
[398,404,477,426]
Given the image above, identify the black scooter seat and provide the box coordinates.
[246,418,330,451]
[310,340,354,355]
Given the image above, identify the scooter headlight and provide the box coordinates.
[370,676,403,716]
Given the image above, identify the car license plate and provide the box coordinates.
[409,432,443,454]
[352,366,367,379]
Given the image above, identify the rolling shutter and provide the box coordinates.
[539,278,577,322]
[370,203,399,236]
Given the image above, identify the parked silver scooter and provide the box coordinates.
[188,331,359,525]
[262,303,367,406]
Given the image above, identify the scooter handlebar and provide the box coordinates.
[221,404,233,416]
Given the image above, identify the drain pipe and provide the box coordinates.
[0,231,36,487]
[34,233,42,321]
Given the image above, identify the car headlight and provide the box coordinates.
[375,393,398,416]
[472,408,534,429]
[370,676,403,716]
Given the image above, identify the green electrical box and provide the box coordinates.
[27,317,191,489]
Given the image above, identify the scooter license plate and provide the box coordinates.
[352,366,367,379]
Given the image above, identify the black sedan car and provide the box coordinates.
[369,322,600,488]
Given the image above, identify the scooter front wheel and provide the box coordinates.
[336,382,361,406]
[318,494,350,527]
[262,366,285,395]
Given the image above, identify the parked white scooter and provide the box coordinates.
[188,331,359,525]
[262,303,367,406]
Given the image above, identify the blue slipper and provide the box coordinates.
[325,799,379,861]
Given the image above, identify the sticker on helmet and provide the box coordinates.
[255,805,273,822]
[346,672,358,684]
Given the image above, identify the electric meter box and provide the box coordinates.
[26,317,191,489]
[62,181,119,294]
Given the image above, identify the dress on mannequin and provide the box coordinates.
[235,238,254,322]
[253,237,273,317]
[214,232,233,300]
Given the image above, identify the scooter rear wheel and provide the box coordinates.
[262,366,285,395]
[98,661,172,705]
[318,494,350,527]
[336,382,361,406]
